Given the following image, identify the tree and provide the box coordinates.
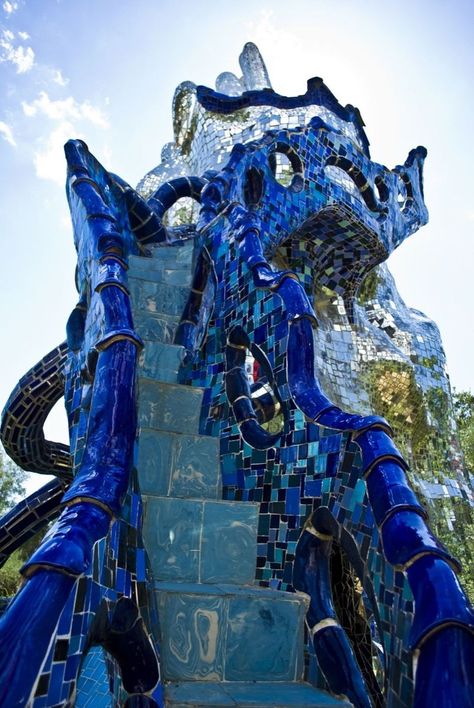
[453,389,474,473]
[0,450,29,596]
[0,448,28,516]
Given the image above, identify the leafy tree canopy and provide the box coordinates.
[0,448,28,516]
[453,389,474,473]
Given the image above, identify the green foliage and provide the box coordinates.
[453,389,474,473]
[357,268,380,304]
[0,449,28,516]
[429,497,474,601]
[0,529,46,598]
[0,550,23,596]
[0,450,31,598]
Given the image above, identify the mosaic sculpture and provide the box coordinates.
[0,43,473,707]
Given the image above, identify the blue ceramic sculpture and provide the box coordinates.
[0,43,472,707]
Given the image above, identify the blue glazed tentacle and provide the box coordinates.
[293,527,372,708]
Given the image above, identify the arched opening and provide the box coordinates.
[268,143,304,191]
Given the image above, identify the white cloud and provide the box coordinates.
[22,91,109,128]
[0,30,35,73]
[24,92,110,185]
[52,68,68,87]
[33,120,76,185]
[17,30,29,40]
[0,120,16,146]
[3,1,19,15]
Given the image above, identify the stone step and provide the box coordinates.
[136,428,221,499]
[155,582,309,684]
[165,681,351,707]
[142,498,259,584]
[133,311,181,345]
[138,378,204,436]
[138,340,186,383]
[129,256,193,287]
[147,241,195,264]
[129,276,189,318]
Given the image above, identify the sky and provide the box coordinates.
[0,0,472,494]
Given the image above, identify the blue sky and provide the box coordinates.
[0,0,473,491]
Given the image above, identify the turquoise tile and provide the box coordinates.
[170,435,221,499]
[142,497,203,581]
[165,681,233,706]
[136,429,174,496]
[155,581,227,596]
[200,501,259,584]
[225,594,304,681]
[160,268,193,287]
[138,341,185,382]
[137,429,220,499]
[138,379,203,435]
[129,278,189,317]
[128,255,166,278]
[157,590,226,681]
[221,681,352,706]
[148,243,194,265]
[133,311,180,344]
[165,680,350,706]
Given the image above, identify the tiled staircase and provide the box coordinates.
[128,243,351,707]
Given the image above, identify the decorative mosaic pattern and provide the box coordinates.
[0,41,472,708]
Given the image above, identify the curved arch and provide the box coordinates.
[147,176,206,221]
[0,342,71,479]
[268,141,304,191]
[0,478,67,569]
[325,155,382,213]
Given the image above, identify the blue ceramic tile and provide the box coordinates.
[138,341,185,382]
[170,434,221,499]
[225,593,305,681]
[200,501,259,584]
[142,497,202,581]
[156,589,226,681]
[138,379,203,435]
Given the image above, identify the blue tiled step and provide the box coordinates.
[165,680,351,707]
[128,257,193,287]
[138,378,204,436]
[138,340,186,383]
[128,276,190,318]
[147,241,194,264]
[133,311,181,345]
[142,498,259,584]
[156,582,309,683]
[136,428,221,499]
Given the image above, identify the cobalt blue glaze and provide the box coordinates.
[0,570,76,706]
[356,428,408,475]
[0,44,472,707]
[293,529,372,707]
[312,626,372,708]
[62,342,138,515]
[381,510,458,569]
[406,555,474,649]
[413,626,474,708]
[366,461,425,526]
[22,502,110,576]
[292,529,336,625]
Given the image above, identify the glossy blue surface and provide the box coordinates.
[0,43,472,708]
[406,555,474,649]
